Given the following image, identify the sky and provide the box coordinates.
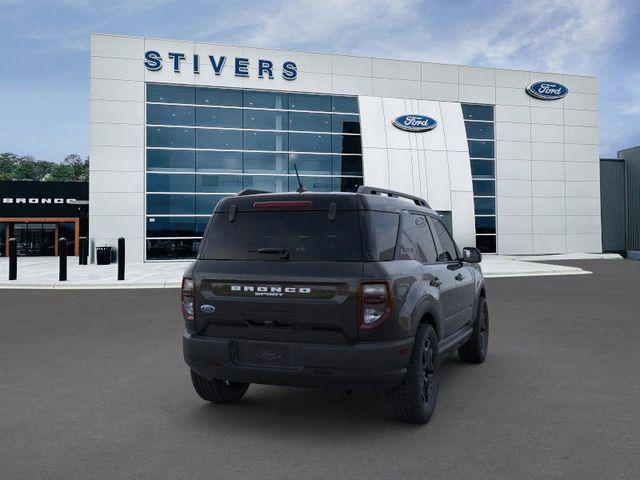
[0,0,638,162]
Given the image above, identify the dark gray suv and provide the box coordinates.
[182,186,488,423]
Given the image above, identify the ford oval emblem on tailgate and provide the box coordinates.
[200,304,216,313]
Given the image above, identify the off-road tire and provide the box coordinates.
[190,370,250,403]
[387,324,438,424]
[458,296,489,364]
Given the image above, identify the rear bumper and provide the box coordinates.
[183,333,414,392]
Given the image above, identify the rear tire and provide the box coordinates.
[387,324,438,424]
[458,296,489,364]
[190,370,250,404]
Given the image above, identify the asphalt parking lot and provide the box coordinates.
[1,259,639,480]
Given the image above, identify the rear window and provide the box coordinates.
[200,211,363,261]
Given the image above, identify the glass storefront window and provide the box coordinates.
[464,121,494,139]
[147,150,195,171]
[243,90,288,109]
[147,104,195,125]
[472,179,495,196]
[196,129,242,149]
[468,140,494,158]
[476,235,496,253]
[147,173,195,192]
[147,127,195,148]
[474,198,496,215]
[146,84,363,260]
[471,159,495,178]
[196,151,242,172]
[147,84,195,104]
[195,107,242,128]
[461,104,494,121]
[475,216,496,234]
[196,87,242,106]
[243,109,288,130]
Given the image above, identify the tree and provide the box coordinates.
[0,152,89,182]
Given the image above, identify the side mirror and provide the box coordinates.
[462,247,482,263]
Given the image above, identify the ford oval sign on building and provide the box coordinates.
[392,114,438,132]
[525,81,569,100]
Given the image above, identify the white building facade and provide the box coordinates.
[90,33,601,262]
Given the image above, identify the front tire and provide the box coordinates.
[458,296,489,364]
[190,370,250,404]
[387,324,438,424]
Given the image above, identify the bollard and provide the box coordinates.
[59,237,67,281]
[117,237,125,281]
[8,238,17,280]
[79,237,88,265]
[82,237,89,265]
[78,236,84,265]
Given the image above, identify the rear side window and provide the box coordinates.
[361,211,399,261]
[200,210,362,261]
[428,217,459,262]
[399,214,438,263]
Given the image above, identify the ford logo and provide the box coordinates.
[392,114,438,132]
[200,304,216,314]
[526,81,569,100]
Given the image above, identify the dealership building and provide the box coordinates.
[90,33,601,262]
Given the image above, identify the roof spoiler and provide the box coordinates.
[356,186,431,208]
[237,189,271,196]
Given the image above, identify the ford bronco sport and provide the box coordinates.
[182,186,488,424]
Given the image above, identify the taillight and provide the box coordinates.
[181,277,194,322]
[358,282,392,330]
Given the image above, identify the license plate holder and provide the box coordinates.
[237,342,292,367]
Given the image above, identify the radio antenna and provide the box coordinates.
[293,163,306,193]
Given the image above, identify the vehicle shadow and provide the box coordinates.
[177,353,474,436]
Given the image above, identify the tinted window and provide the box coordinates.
[468,140,494,158]
[333,155,363,176]
[244,152,287,174]
[146,173,195,192]
[147,217,197,237]
[147,127,195,148]
[475,216,496,234]
[461,104,494,121]
[472,179,495,196]
[332,115,361,134]
[244,175,288,192]
[470,160,495,178]
[474,197,495,215]
[464,121,494,139]
[361,211,399,261]
[243,131,288,151]
[397,214,437,263]
[289,94,332,112]
[200,211,363,261]
[333,135,362,154]
[429,217,458,262]
[147,150,195,171]
[288,112,331,132]
[243,109,287,130]
[196,175,242,193]
[196,107,242,128]
[196,129,242,149]
[196,151,242,172]
[243,90,288,109]
[196,87,242,106]
[289,176,331,192]
[289,133,331,153]
[146,194,195,215]
[147,84,194,104]
[288,153,332,175]
[147,104,194,125]
[147,239,200,260]
[196,194,227,214]
[332,96,359,113]
[476,235,496,253]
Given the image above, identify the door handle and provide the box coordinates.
[455,273,465,281]
[429,277,442,288]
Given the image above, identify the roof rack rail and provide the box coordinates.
[357,186,431,208]
[237,189,271,196]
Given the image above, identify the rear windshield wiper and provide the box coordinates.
[252,247,290,259]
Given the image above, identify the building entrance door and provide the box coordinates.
[12,223,57,256]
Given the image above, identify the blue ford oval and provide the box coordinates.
[393,114,438,132]
[526,81,569,100]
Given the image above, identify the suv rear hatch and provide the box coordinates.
[192,194,363,344]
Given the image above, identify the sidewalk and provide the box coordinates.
[0,253,622,289]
